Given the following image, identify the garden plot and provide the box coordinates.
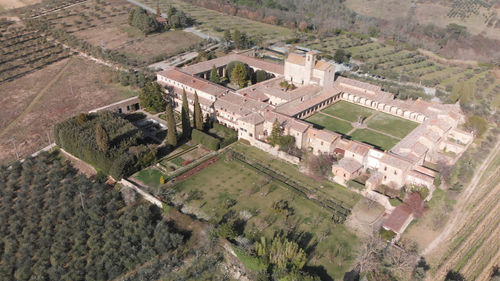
[169,149,360,279]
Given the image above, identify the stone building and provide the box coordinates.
[156,50,474,205]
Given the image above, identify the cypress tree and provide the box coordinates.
[193,92,203,131]
[181,89,191,139]
[96,123,109,152]
[209,65,220,84]
[166,103,177,146]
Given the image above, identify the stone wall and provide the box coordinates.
[119,179,163,208]
[248,138,300,165]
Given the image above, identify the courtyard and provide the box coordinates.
[305,100,419,151]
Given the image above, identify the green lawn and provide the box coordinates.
[322,100,376,122]
[231,142,360,208]
[366,112,419,139]
[306,113,353,135]
[349,129,400,151]
[134,167,167,187]
[170,153,359,279]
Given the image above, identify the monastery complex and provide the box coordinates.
[157,51,474,232]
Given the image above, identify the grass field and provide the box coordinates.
[0,57,137,164]
[306,113,353,134]
[170,147,360,279]
[231,142,360,207]
[367,112,419,139]
[321,100,376,122]
[349,129,400,151]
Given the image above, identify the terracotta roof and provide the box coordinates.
[275,87,341,116]
[336,158,363,174]
[286,52,332,71]
[407,170,434,185]
[380,153,412,171]
[314,60,331,71]
[307,127,340,143]
[346,141,372,157]
[335,76,381,94]
[215,92,272,117]
[334,148,345,154]
[157,68,228,97]
[286,53,306,66]
[383,204,412,234]
[239,112,265,125]
[182,53,284,75]
[264,112,310,133]
[383,193,424,234]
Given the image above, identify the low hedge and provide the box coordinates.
[192,129,220,150]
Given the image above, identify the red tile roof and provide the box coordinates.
[157,68,229,97]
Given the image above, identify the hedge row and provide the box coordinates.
[192,129,220,150]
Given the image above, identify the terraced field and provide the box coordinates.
[303,35,500,110]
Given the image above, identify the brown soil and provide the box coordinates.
[0,56,136,164]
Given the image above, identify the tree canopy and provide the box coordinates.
[128,7,161,34]
[139,82,167,113]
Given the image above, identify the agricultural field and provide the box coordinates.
[345,0,500,40]
[142,0,294,42]
[0,21,71,84]
[302,33,500,110]
[305,101,418,150]
[0,0,40,10]
[0,56,137,164]
[32,0,204,66]
[166,143,361,279]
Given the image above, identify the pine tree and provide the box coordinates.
[165,102,177,146]
[209,65,220,84]
[193,92,203,131]
[181,89,191,139]
[96,123,109,152]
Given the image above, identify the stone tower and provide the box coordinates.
[304,51,316,85]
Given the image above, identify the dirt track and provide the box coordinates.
[425,139,500,281]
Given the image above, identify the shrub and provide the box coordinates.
[192,129,220,150]
[233,246,268,272]
[380,228,396,241]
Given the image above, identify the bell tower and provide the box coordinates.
[304,51,316,85]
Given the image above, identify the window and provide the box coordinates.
[384,176,387,180]
[384,166,387,171]
[249,133,253,137]
[321,141,323,145]
[394,171,397,175]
